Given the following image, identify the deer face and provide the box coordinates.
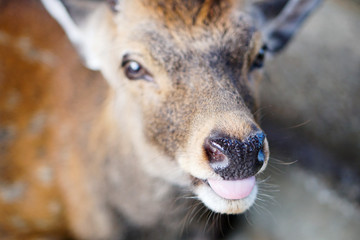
[42,0,321,214]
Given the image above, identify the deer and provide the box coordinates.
[0,0,321,239]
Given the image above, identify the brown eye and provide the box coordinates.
[122,60,153,81]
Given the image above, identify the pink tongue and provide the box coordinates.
[208,176,256,200]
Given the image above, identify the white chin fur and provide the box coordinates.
[194,183,258,214]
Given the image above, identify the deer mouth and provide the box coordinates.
[193,176,258,214]
[190,176,258,214]
[206,176,256,200]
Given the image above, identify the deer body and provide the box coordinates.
[0,0,321,239]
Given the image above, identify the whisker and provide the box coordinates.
[189,204,206,224]
[226,214,234,231]
[180,200,204,236]
[203,210,214,234]
[198,207,210,223]
[270,157,298,166]
[256,175,272,183]
[253,105,271,118]
[286,119,312,129]
[244,210,255,227]
[214,213,223,237]
[257,193,278,206]
[253,200,278,224]
[266,163,286,175]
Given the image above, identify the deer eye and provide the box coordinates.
[122,59,153,81]
[250,45,268,71]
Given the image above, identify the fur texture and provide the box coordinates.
[0,0,321,239]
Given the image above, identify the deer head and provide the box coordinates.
[41,0,321,215]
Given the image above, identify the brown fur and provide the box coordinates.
[0,0,108,238]
[0,0,264,238]
[0,0,320,239]
[147,0,234,26]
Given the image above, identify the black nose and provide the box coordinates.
[204,132,266,180]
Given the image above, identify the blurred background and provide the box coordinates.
[1,0,359,239]
[232,0,360,239]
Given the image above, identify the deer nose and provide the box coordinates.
[204,132,266,180]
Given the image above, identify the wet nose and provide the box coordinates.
[204,132,266,180]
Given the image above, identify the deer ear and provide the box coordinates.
[41,0,117,70]
[252,0,322,53]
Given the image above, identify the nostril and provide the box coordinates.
[257,148,265,163]
[255,132,265,147]
[248,131,266,168]
[205,143,223,162]
[249,131,265,150]
[204,139,229,169]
